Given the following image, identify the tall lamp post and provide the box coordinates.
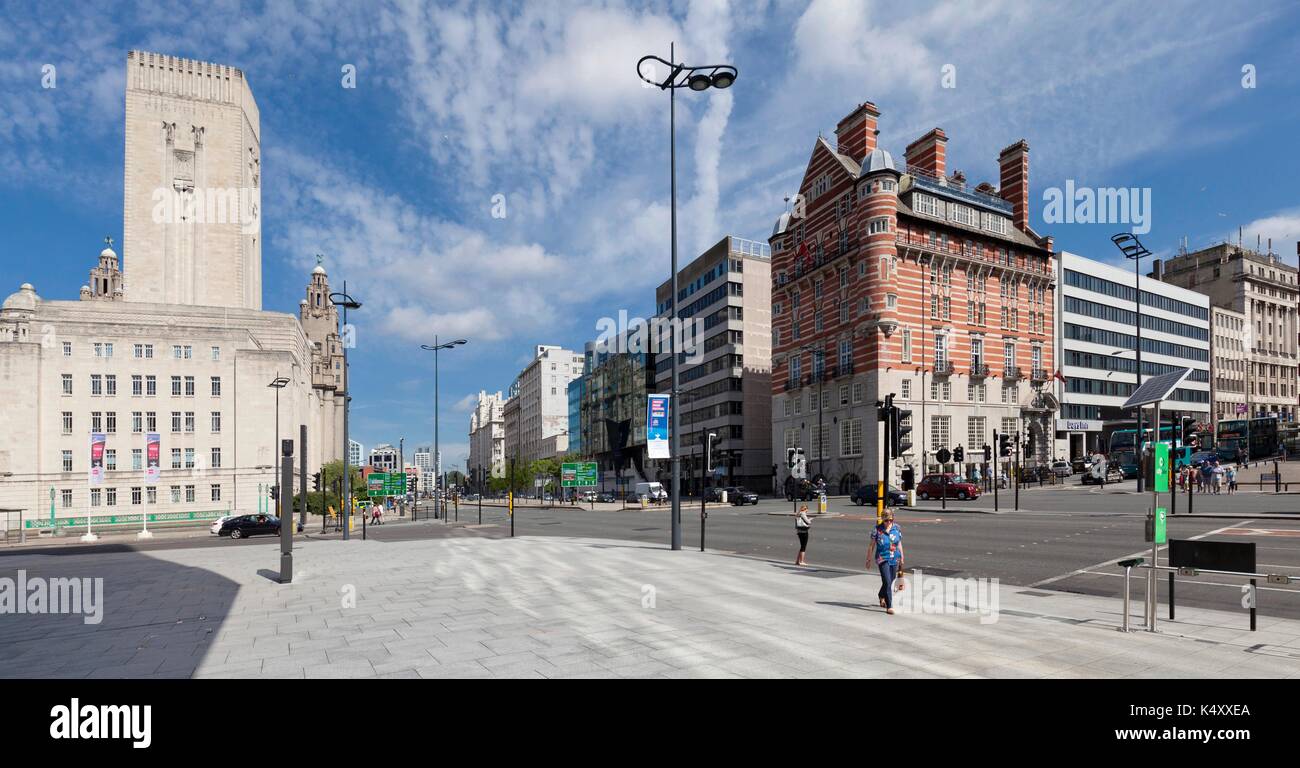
[637,47,738,552]
[330,285,362,540]
[268,374,290,510]
[421,337,468,523]
[1112,234,1151,490]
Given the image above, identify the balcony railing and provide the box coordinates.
[934,360,955,375]
[906,165,1015,214]
[1031,367,1050,383]
[1005,366,1022,380]
[893,232,1051,277]
[970,362,989,378]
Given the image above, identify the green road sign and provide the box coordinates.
[367,472,407,498]
[561,462,598,487]
[1154,506,1167,545]
[1154,441,1170,493]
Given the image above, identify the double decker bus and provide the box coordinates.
[1107,425,1194,474]
[1216,417,1280,462]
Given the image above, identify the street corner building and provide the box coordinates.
[0,51,346,534]
[768,102,1057,495]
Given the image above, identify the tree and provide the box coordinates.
[321,460,363,504]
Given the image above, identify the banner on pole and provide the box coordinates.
[145,432,161,485]
[88,433,106,486]
[647,394,670,459]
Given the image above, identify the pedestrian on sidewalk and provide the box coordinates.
[1226,465,1238,494]
[1213,462,1224,495]
[794,504,812,566]
[867,509,904,615]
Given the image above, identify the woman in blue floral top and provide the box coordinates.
[867,509,904,615]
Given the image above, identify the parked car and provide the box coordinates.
[703,487,726,503]
[215,514,281,539]
[852,484,907,507]
[916,474,980,500]
[1050,460,1072,478]
[595,491,618,503]
[723,486,759,505]
[784,477,818,502]
[635,482,668,503]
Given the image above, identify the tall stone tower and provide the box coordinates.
[122,50,262,310]
[300,259,346,393]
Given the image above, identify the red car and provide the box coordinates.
[916,473,980,500]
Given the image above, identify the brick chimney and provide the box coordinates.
[904,128,947,178]
[998,139,1030,232]
[834,102,880,166]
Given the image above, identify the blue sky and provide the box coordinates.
[3,0,1299,469]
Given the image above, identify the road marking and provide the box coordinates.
[1027,520,1254,588]
[1218,528,1300,537]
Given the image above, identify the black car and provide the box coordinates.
[852,484,907,507]
[595,491,618,503]
[703,487,726,503]
[217,514,281,539]
[723,486,759,505]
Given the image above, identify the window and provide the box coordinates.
[61,489,72,508]
[171,376,182,396]
[968,416,987,448]
[146,375,157,396]
[852,382,864,404]
[132,449,142,471]
[185,485,196,503]
[211,376,221,396]
[171,412,182,432]
[901,327,912,363]
[105,450,117,471]
[171,448,182,469]
[62,412,73,434]
[914,193,937,217]
[935,334,948,367]
[105,375,116,396]
[132,412,142,433]
[211,411,222,433]
[91,489,102,507]
[901,379,912,399]
[930,416,951,452]
[184,448,195,469]
[62,450,73,472]
[132,487,142,505]
[1003,342,1015,372]
[211,346,220,361]
[839,385,850,407]
[170,486,181,504]
[146,412,157,432]
[840,419,863,457]
[210,447,222,469]
[868,217,890,235]
[132,375,143,396]
[62,342,72,357]
[809,424,830,460]
[91,412,102,432]
[91,375,103,396]
[184,376,195,396]
[211,484,222,503]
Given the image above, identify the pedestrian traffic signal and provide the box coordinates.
[999,433,1012,458]
[954,445,965,463]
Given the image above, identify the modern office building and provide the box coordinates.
[368,444,399,472]
[467,391,506,479]
[1054,251,1211,460]
[567,378,583,455]
[578,336,654,492]
[653,235,773,493]
[348,439,363,468]
[0,52,345,527]
[1152,243,1297,423]
[769,102,1057,494]
[413,446,433,495]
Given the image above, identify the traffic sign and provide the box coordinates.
[366,472,407,498]
[1153,442,1170,493]
[936,447,952,464]
[561,462,598,487]
[1154,506,1167,545]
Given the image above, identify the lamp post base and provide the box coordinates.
[79,533,98,543]
[136,530,154,540]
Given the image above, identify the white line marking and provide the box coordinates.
[1027,520,1254,588]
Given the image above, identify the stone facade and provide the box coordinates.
[123,51,262,310]
[468,391,506,479]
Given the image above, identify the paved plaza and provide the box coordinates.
[2,533,1299,679]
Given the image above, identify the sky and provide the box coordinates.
[2,0,1300,471]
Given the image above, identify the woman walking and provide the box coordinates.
[794,504,812,566]
[867,510,905,615]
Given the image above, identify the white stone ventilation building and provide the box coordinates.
[0,51,345,532]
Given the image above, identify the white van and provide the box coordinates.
[635,482,668,502]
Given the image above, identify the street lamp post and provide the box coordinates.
[268,374,290,510]
[330,284,362,540]
[637,47,737,552]
[421,338,468,524]
[1113,234,1151,491]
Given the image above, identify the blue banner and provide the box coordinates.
[647,394,670,459]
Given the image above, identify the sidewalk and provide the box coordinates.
[1,534,1297,679]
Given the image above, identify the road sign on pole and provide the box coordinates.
[561,462,598,487]
[366,472,407,498]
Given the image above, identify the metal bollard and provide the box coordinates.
[1122,565,1133,633]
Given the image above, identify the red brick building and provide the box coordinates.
[769,102,1057,494]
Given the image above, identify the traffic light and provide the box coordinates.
[411,474,419,494]
[894,407,912,456]
[901,465,915,491]
[983,444,992,463]
[312,472,321,492]
[953,445,965,463]
[999,433,1012,458]
[1025,431,1035,458]
[269,484,279,501]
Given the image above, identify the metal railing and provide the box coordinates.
[1120,560,1295,633]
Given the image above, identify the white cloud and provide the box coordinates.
[1231,209,1300,260]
